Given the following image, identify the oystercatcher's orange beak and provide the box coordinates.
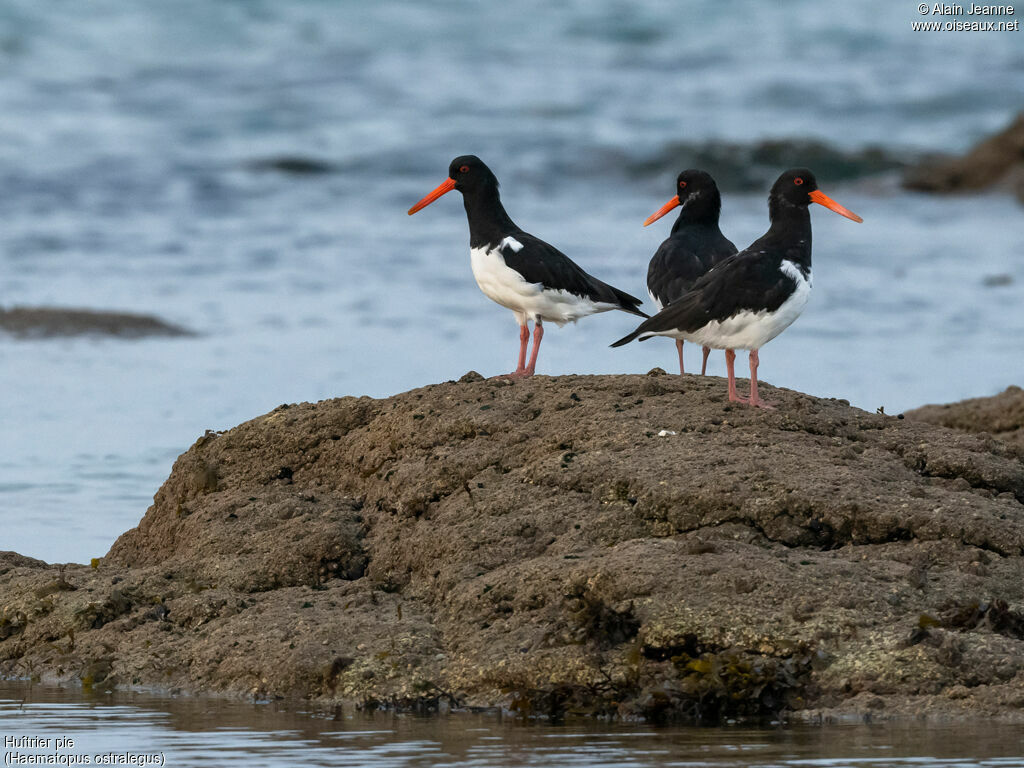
[643,195,681,227]
[408,177,456,215]
[809,189,863,223]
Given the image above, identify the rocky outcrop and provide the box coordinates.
[624,139,908,191]
[2,373,1023,721]
[0,307,192,339]
[242,156,338,175]
[903,113,1024,202]
[906,386,1024,458]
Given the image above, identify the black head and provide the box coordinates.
[676,169,718,198]
[770,168,819,208]
[675,169,721,214]
[409,154,501,215]
[769,168,862,222]
[643,168,722,227]
[447,155,499,194]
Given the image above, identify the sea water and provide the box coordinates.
[2,682,1024,768]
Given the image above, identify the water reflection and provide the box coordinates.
[2,682,1023,768]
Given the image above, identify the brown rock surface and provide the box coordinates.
[2,374,1024,721]
[906,386,1024,457]
[902,112,1024,199]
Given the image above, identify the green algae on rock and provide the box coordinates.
[1,374,1023,721]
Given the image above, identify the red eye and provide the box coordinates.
[794,177,804,186]
[678,181,687,189]
[459,165,469,173]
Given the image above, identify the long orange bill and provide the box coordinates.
[642,195,681,227]
[408,177,456,215]
[809,189,863,223]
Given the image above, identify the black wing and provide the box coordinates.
[501,231,648,318]
[612,249,795,346]
[647,228,737,307]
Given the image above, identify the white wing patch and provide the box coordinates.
[780,258,810,287]
[499,236,524,253]
[648,288,665,312]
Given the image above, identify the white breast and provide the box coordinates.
[469,244,617,327]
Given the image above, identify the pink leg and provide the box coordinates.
[675,339,685,375]
[499,325,531,378]
[524,322,544,376]
[725,349,747,403]
[701,346,711,376]
[503,322,543,378]
[515,324,529,373]
[746,349,774,409]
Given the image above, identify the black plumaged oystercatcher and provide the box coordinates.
[612,168,862,408]
[408,155,647,377]
[644,170,737,376]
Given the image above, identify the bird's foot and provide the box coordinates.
[497,368,534,380]
[747,394,775,410]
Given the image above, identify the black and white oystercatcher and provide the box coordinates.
[409,155,647,377]
[612,168,862,408]
[643,170,737,375]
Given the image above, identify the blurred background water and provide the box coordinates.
[0,0,1021,564]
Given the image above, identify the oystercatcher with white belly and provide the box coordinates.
[612,168,862,408]
[644,170,737,375]
[409,155,647,377]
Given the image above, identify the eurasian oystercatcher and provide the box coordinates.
[643,170,737,375]
[409,155,647,377]
[612,168,862,408]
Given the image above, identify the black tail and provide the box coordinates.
[610,327,644,347]
[610,286,649,319]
